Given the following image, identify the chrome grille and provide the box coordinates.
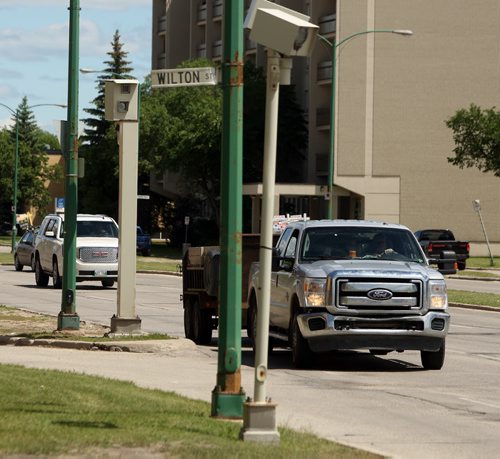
[79,247,118,263]
[335,277,422,311]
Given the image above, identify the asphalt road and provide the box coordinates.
[1,265,500,458]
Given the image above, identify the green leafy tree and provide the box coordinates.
[243,62,307,183]
[79,30,134,218]
[446,104,500,176]
[0,97,62,226]
[139,60,308,226]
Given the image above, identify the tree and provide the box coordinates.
[139,60,309,226]
[140,59,223,222]
[243,62,307,183]
[0,97,62,227]
[79,30,134,218]
[446,104,500,176]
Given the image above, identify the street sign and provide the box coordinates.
[152,67,217,88]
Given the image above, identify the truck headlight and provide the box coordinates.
[303,278,326,307]
[429,280,448,310]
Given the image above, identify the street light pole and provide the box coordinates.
[0,102,66,252]
[59,0,81,330]
[318,29,413,220]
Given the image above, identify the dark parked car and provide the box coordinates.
[14,228,37,271]
[137,226,152,256]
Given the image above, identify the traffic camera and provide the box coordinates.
[244,0,318,57]
[104,79,139,121]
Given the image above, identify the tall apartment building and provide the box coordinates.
[152,0,500,254]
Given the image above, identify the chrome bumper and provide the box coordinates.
[297,310,450,353]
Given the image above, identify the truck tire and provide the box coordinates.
[14,255,23,271]
[192,299,213,345]
[52,258,62,289]
[184,300,195,340]
[247,297,275,354]
[421,341,445,370]
[291,313,312,369]
[457,261,466,270]
[35,257,49,287]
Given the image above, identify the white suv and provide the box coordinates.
[34,213,119,288]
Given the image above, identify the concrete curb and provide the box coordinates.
[0,336,198,353]
[449,302,500,313]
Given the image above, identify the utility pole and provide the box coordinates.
[59,0,80,330]
[211,0,246,418]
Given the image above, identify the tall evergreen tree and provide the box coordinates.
[0,97,62,225]
[79,30,134,218]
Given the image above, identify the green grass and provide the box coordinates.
[454,270,500,278]
[0,365,378,458]
[467,257,500,268]
[448,290,500,308]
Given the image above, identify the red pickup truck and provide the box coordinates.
[414,229,470,271]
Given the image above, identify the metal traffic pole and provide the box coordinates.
[59,0,80,330]
[210,0,246,419]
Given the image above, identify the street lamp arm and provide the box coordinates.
[0,102,15,115]
[317,27,412,220]
[337,28,413,48]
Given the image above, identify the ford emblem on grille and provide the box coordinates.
[367,288,393,300]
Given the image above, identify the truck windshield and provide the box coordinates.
[76,221,118,238]
[301,227,425,263]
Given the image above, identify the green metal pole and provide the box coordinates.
[59,0,80,330]
[11,116,19,252]
[211,0,245,418]
[327,37,335,220]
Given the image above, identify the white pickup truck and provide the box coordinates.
[34,213,119,288]
[247,220,450,370]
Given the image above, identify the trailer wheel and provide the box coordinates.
[192,299,212,345]
[183,300,195,340]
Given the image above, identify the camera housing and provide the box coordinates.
[104,79,139,121]
[244,0,318,57]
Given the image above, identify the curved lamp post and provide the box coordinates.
[318,28,413,219]
[0,102,66,252]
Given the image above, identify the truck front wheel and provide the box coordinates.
[247,297,276,354]
[291,313,312,369]
[35,257,49,287]
[421,341,445,370]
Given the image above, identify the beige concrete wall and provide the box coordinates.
[336,0,500,245]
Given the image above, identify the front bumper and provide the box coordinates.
[76,260,118,281]
[297,311,450,353]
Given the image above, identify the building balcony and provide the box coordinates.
[197,43,207,59]
[197,2,207,24]
[213,0,223,21]
[319,13,336,37]
[317,61,332,83]
[316,108,330,130]
[212,39,222,58]
[157,53,167,70]
[158,14,166,34]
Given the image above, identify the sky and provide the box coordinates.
[0,0,152,138]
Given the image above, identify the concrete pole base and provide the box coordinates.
[239,400,280,444]
[57,312,80,330]
[110,316,142,334]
